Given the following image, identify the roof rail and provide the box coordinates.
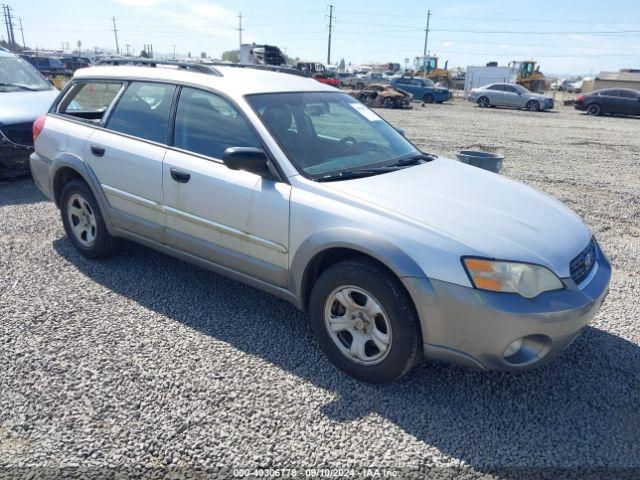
[95,58,222,77]
[202,62,309,78]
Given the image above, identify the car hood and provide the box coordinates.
[323,157,591,278]
[0,89,59,125]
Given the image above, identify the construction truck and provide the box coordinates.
[413,55,452,89]
[509,60,548,93]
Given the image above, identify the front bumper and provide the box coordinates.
[0,140,34,178]
[402,243,611,371]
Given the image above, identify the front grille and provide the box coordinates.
[570,239,597,285]
[0,122,34,146]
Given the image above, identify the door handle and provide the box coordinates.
[90,144,105,157]
[170,167,191,183]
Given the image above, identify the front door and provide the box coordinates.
[162,87,291,286]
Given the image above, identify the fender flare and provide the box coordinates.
[51,153,114,227]
[289,227,427,305]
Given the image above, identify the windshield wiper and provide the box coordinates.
[0,82,41,91]
[317,168,392,182]
[385,152,436,168]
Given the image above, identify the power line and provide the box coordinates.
[111,16,119,54]
[326,4,334,65]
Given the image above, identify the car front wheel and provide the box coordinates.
[309,258,422,383]
[60,179,118,258]
[526,100,541,112]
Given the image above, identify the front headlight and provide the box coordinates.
[462,258,563,298]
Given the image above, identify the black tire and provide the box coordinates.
[309,258,422,383]
[526,100,541,112]
[383,97,395,109]
[586,103,601,116]
[423,93,434,103]
[477,96,490,108]
[60,179,118,258]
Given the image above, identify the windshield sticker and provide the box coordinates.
[349,102,382,121]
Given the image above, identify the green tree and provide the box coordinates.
[221,49,240,63]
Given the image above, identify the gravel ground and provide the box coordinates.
[1,100,639,479]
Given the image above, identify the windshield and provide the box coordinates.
[0,56,52,91]
[247,92,420,179]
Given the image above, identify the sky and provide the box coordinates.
[11,0,640,75]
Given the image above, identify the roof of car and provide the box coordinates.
[74,65,336,96]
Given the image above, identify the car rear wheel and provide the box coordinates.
[423,93,434,103]
[586,103,601,116]
[526,100,541,112]
[60,179,118,258]
[383,97,395,109]
[309,258,422,383]
[477,96,490,108]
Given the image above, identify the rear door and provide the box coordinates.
[162,87,291,286]
[618,89,640,115]
[86,81,176,242]
[486,84,506,105]
[598,89,621,114]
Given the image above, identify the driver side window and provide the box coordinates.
[106,81,176,144]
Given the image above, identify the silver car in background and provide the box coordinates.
[31,62,608,383]
[468,83,554,111]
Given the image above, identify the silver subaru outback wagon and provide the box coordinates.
[30,61,610,383]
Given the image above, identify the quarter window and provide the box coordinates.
[106,81,176,144]
[60,81,124,122]
[173,87,260,159]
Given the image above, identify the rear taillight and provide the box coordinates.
[576,95,585,102]
[33,114,46,143]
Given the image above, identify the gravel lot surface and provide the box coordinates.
[1,100,639,479]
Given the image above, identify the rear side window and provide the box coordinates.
[618,90,638,99]
[173,87,260,159]
[59,81,124,122]
[488,84,503,91]
[599,90,619,97]
[106,81,176,144]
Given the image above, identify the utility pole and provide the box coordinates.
[125,43,130,56]
[111,16,119,54]
[172,44,176,59]
[326,4,334,65]
[3,4,16,49]
[237,13,243,50]
[18,16,24,48]
[422,9,431,65]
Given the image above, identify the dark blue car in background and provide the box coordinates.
[390,76,451,103]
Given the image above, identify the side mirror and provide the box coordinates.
[395,127,406,137]
[222,147,271,177]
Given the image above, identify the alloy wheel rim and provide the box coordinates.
[67,194,97,247]
[324,285,392,366]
